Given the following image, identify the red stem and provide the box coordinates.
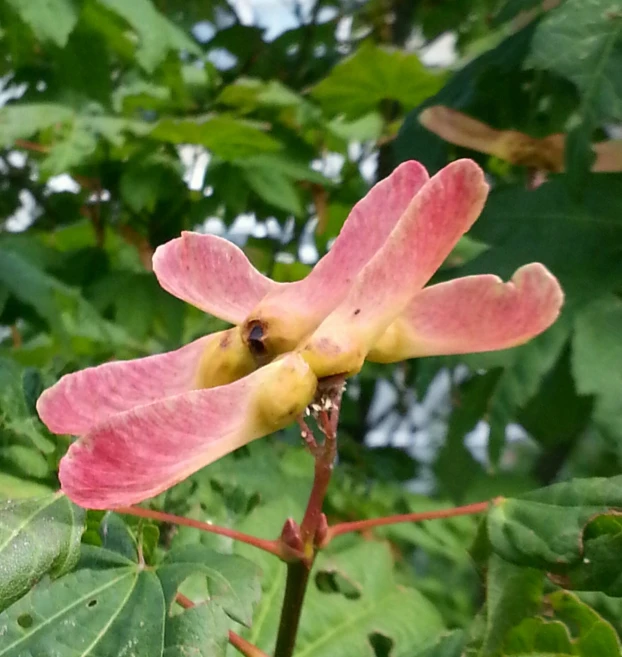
[327,500,492,540]
[115,505,284,558]
[299,445,335,548]
[176,594,269,657]
[229,630,269,657]
[176,592,196,608]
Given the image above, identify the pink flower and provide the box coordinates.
[37,159,563,509]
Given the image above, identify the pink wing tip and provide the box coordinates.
[391,159,429,180]
[35,387,52,427]
[152,231,192,275]
[513,261,565,316]
[448,157,489,188]
[36,381,70,435]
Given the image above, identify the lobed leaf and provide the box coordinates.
[0,494,84,613]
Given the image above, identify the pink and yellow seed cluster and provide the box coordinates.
[37,159,563,509]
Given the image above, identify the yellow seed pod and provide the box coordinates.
[195,327,257,389]
[253,354,317,432]
[366,318,413,363]
[299,333,366,380]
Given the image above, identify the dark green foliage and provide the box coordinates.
[1,0,622,654]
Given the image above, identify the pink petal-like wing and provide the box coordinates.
[244,161,429,350]
[153,232,277,324]
[301,160,489,377]
[59,354,317,509]
[37,334,218,436]
[368,263,564,362]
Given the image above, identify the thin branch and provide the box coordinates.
[229,630,270,657]
[176,594,270,657]
[15,138,49,154]
[297,416,319,456]
[327,500,493,540]
[10,325,22,348]
[115,505,285,558]
[176,592,194,609]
